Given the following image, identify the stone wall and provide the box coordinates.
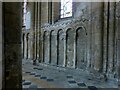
[22,2,120,83]
[41,19,87,69]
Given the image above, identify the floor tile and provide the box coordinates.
[68,80,76,84]
[77,83,86,87]
[47,79,54,82]
[33,67,38,69]
[34,74,41,77]
[22,60,118,88]
[40,76,47,79]
[88,86,98,90]
[67,75,73,78]
[29,84,38,88]
[23,81,31,85]
[30,72,36,75]
[25,71,31,74]
[37,68,43,70]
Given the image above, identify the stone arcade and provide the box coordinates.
[1,1,120,89]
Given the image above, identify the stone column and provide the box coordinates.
[22,33,25,59]
[41,33,44,62]
[93,2,104,72]
[103,2,108,73]
[91,3,96,70]
[27,2,34,60]
[52,2,59,24]
[39,2,42,63]
[3,2,22,88]
[48,32,50,64]
[55,33,58,65]
[27,33,30,59]
[73,33,76,68]
[26,33,29,59]
[28,34,32,59]
[116,2,120,88]
[63,33,67,67]
[108,2,116,74]
[33,2,37,64]
[41,2,49,25]
[37,2,41,62]
[36,2,39,61]
[54,32,58,65]
[86,3,92,69]
[24,34,27,59]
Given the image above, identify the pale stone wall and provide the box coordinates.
[40,19,88,69]
[22,2,120,84]
[41,2,49,26]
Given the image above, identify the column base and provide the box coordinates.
[33,59,37,65]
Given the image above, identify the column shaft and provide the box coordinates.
[4,2,22,88]
[93,2,104,72]
[63,33,66,67]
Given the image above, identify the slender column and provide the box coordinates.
[29,34,33,59]
[55,33,58,65]
[26,34,29,59]
[63,33,67,67]
[108,2,116,73]
[87,3,92,69]
[41,33,44,62]
[91,2,96,69]
[103,2,108,73]
[28,2,34,60]
[22,33,25,59]
[33,2,37,63]
[73,33,76,68]
[28,34,31,59]
[48,32,50,64]
[35,2,38,61]
[24,34,27,59]
[38,2,41,62]
[94,2,104,72]
[37,2,40,61]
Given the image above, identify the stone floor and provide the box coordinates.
[22,60,118,89]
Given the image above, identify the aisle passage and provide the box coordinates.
[22,60,118,89]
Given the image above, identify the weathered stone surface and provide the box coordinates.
[58,30,64,67]
[43,31,49,64]
[66,29,75,68]
[4,2,22,88]
[76,28,87,69]
[50,31,57,65]
[22,2,120,87]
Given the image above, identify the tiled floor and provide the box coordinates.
[22,60,118,89]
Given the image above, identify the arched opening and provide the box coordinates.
[26,33,29,59]
[76,27,87,69]
[50,30,57,65]
[43,31,49,64]
[22,34,25,59]
[58,29,64,67]
[66,28,75,68]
